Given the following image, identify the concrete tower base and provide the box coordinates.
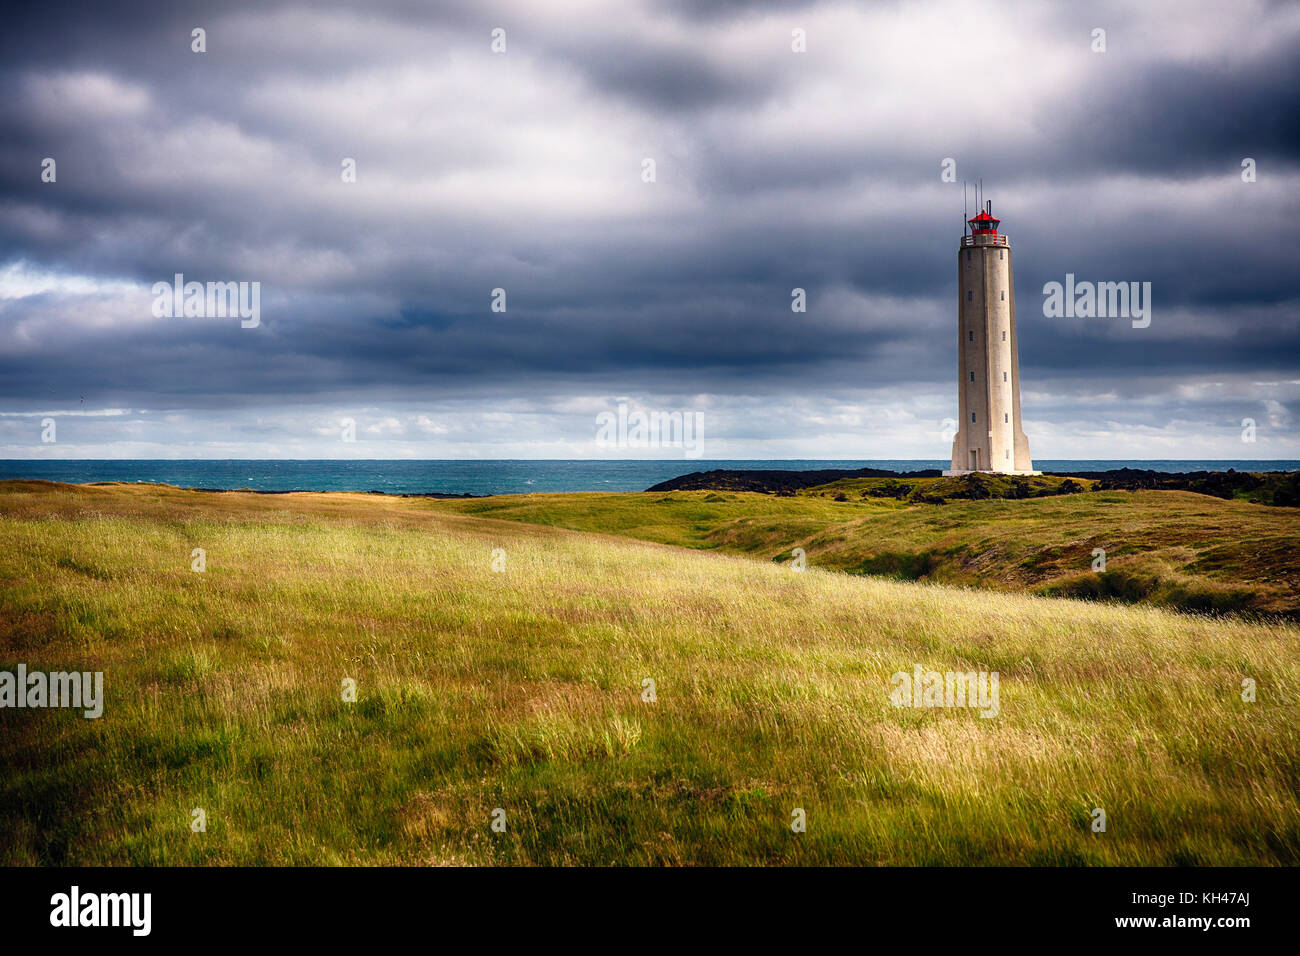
[941,468,1042,476]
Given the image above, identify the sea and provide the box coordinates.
[1,460,1295,496]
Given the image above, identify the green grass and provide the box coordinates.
[435,487,1300,618]
[800,472,1094,503]
[1,480,1298,865]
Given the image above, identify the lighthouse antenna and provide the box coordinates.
[963,180,968,234]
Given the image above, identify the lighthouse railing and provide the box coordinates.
[962,235,1009,247]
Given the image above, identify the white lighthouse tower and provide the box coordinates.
[944,199,1038,475]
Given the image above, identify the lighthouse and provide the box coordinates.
[944,200,1038,475]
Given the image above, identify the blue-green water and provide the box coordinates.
[0,460,1294,496]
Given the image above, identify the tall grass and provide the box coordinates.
[437,488,1300,618]
[1,481,1297,865]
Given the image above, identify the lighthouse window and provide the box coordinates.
[1004,413,1009,423]
[1000,291,1005,300]
[1006,450,1010,460]
[1003,371,1008,382]
[967,291,972,301]
[968,331,974,341]
[999,250,1004,260]
[971,413,976,423]
[1002,331,1006,341]
[970,372,975,382]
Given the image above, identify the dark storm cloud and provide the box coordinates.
[555,36,779,111]
[0,0,1297,457]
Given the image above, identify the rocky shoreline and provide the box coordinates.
[647,466,1300,506]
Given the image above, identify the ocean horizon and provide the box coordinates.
[2,459,1296,496]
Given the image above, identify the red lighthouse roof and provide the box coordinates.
[967,202,1000,236]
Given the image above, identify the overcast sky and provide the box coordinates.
[1,0,1297,460]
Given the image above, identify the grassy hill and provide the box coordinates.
[435,487,1300,619]
[1,480,1297,865]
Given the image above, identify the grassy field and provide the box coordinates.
[436,487,1300,618]
[1,480,1298,865]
